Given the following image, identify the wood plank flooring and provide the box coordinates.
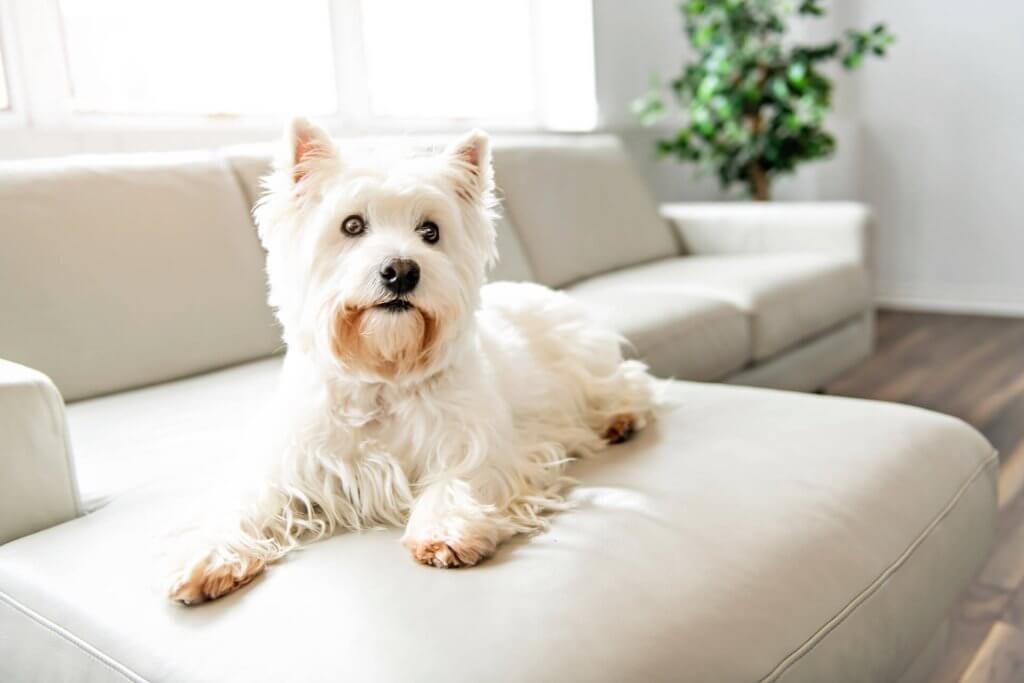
[823,310,1024,682]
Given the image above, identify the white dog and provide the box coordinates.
[168,119,658,604]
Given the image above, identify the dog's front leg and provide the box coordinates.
[401,474,513,569]
[166,486,308,605]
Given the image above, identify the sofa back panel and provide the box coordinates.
[219,145,274,209]
[221,145,536,283]
[0,152,281,401]
[489,213,535,282]
[491,136,678,288]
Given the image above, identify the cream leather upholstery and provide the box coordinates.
[0,360,79,543]
[728,313,875,392]
[571,254,869,361]
[66,357,281,512]
[492,137,678,287]
[662,201,871,262]
[566,285,751,381]
[2,135,984,682]
[0,153,281,401]
[0,380,996,682]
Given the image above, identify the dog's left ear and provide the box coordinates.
[445,129,494,205]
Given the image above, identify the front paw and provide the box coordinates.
[403,533,495,569]
[167,550,265,605]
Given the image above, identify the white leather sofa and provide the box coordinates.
[0,137,996,682]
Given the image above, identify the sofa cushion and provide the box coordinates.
[221,145,536,283]
[218,144,273,208]
[0,152,281,401]
[492,136,678,288]
[573,254,869,361]
[727,313,874,392]
[489,214,536,282]
[65,357,282,512]
[566,286,750,381]
[0,379,995,682]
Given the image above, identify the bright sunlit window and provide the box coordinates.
[361,0,536,121]
[19,0,596,129]
[359,0,596,129]
[58,0,337,115]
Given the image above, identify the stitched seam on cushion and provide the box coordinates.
[0,588,145,682]
[760,448,998,682]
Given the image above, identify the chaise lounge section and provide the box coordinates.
[0,137,995,682]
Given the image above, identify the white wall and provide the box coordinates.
[843,0,1024,315]
[599,0,1024,316]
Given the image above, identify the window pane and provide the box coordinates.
[361,0,535,120]
[534,0,596,131]
[59,0,337,115]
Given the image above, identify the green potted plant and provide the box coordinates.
[634,0,894,200]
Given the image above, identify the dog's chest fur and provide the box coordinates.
[325,373,474,481]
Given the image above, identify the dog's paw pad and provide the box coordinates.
[407,536,491,569]
[167,556,264,605]
[410,540,467,569]
[602,414,637,444]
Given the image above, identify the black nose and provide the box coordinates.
[379,257,420,295]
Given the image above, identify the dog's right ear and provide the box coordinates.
[276,116,338,186]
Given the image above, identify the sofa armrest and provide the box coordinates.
[0,359,80,544]
[661,202,871,264]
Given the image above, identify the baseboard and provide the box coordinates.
[876,294,1024,318]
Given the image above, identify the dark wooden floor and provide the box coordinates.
[824,310,1024,683]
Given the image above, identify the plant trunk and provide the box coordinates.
[747,108,771,201]
[750,163,771,201]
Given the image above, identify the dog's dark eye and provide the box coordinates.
[417,221,440,244]
[341,215,366,237]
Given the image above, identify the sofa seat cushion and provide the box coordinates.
[572,254,870,361]
[566,285,750,381]
[0,382,995,682]
[65,357,282,513]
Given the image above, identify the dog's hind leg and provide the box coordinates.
[591,358,659,445]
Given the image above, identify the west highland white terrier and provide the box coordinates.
[168,118,658,604]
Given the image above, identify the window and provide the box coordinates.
[361,0,535,121]
[40,0,596,129]
[58,0,337,116]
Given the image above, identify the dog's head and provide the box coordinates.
[254,118,497,382]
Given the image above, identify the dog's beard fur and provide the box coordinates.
[331,304,440,378]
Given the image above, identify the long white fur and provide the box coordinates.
[166,118,659,604]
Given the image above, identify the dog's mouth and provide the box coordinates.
[375,299,414,313]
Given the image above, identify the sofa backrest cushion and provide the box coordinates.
[491,136,678,288]
[488,214,535,282]
[220,144,536,283]
[0,152,281,401]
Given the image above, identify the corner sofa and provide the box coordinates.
[0,136,995,682]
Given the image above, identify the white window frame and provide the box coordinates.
[1,0,596,134]
[0,0,28,128]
